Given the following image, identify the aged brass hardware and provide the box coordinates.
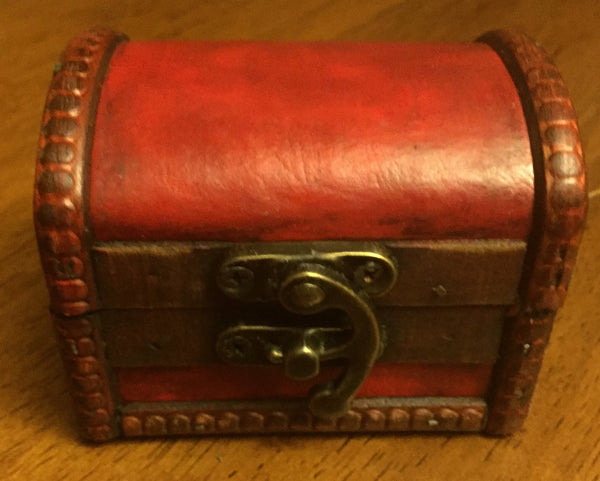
[217,325,349,368]
[216,245,397,418]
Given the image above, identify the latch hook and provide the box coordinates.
[278,263,380,418]
[216,244,396,419]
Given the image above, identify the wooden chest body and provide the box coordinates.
[35,28,586,441]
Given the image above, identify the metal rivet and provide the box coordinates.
[432,284,447,297]
[289,282,325,308]
[221,335,252,361]
[267,345,283,364]
[362,261,381,283]
[219,265,254,292]
[354,260,383,287]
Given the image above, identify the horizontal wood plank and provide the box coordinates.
[101,306,504,365]
[93,240,526,307]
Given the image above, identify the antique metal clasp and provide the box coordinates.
[215,244,397,419]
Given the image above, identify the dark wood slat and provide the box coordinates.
[93,240,526,308]
[101,305,505,366]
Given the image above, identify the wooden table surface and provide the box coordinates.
[1,1,599,480]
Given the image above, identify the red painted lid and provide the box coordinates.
[90,41,533,241]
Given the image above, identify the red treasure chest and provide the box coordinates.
[34,28,587,441]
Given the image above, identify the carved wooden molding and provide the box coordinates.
[36,28,127,442]
[34,27,127,316]
[119,399,486,437]
[53,314,116,441]
[479,30,587,435]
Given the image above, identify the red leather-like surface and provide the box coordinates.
[116,363,492,402]
[90,42,533,241]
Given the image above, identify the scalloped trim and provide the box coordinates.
[120,401,486,437]
[479,30,587,435]
[38,28,127,441]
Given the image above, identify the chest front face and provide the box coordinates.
[35,28,587,441]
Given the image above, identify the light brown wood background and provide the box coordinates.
[1,1,599,480]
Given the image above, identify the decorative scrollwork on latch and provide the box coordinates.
[215,243,397,419]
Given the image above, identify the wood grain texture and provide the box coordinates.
[92,240,526,307]
[1,1,599,480]
[101,306,505,365]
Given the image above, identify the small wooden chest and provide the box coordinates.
[34,28,587,441]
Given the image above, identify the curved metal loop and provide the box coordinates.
[279,263,380,419]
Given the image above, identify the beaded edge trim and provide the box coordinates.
[36,28,127,441]
[34,27,126,316]
[120,402,486,437]
[479,30,587,435]
[53,313,116,440]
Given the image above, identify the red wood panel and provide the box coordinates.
[116,363,493,402]
[90,42,533,242]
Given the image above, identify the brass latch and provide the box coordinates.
[215,244,397,419]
